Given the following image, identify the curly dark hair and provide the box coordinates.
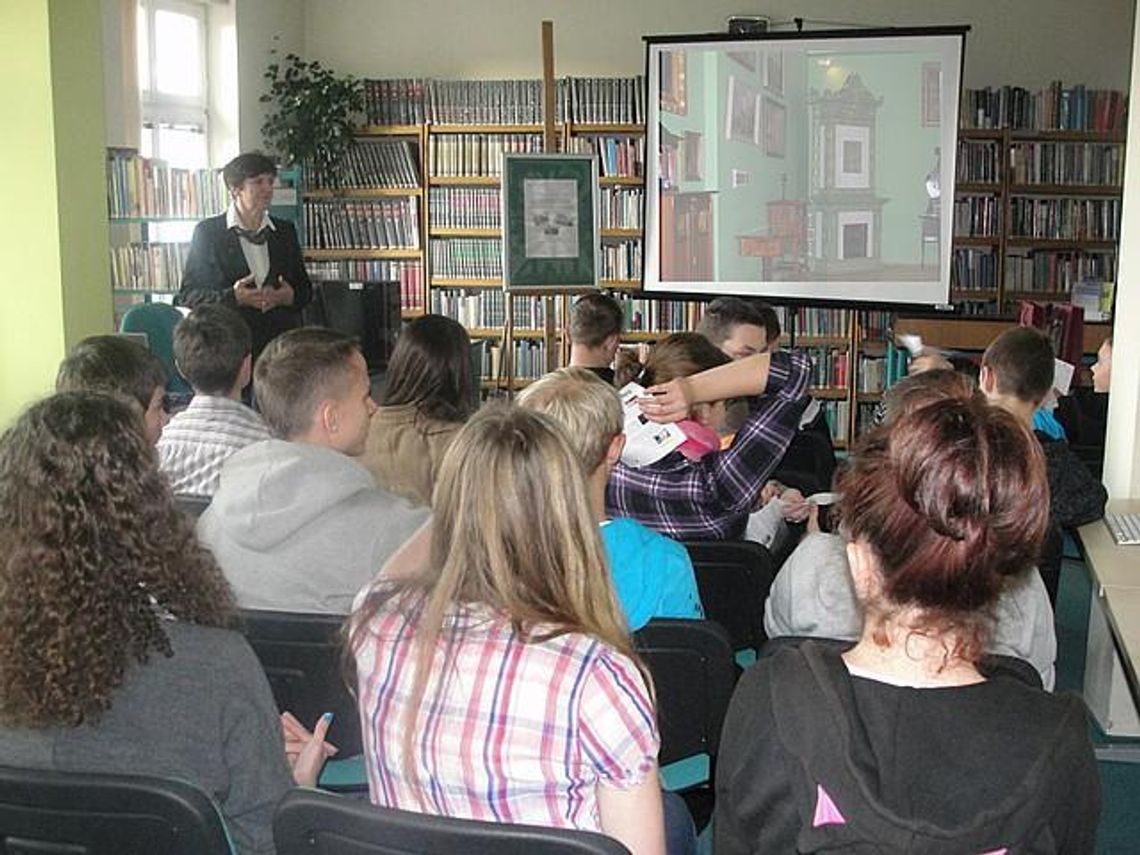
[0,392,234,728]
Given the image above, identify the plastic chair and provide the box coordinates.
[0,765,232,854]
[273,788,631,855]
[119,302,192,397]
[681,540,777,665]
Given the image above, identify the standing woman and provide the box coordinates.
[0,392,332,854]
[361,314,474,506]
[715,395,1099,853]
[178,152,312,361]
[350,406,670,855]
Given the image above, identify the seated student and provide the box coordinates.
[0,392,334,855]
[699,297,836,494]
[199,328,429,614]
[360,314,473,506]
[568,292,624,384]
[608,332,811,541]
[350,406,687,855]
[765,370,1058,689]
[156,304,270,496]
[1057,335,1111,450]
[517,367,703,630]
[716,395,1099,854]
[55,334,168,444]
[980,327,1108,602]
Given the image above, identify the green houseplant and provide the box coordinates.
[260,50,364,185]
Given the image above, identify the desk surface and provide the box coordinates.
[1078,500,1140,699]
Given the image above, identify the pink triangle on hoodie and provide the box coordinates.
[812,784,847,827]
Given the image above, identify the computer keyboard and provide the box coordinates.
[1104,512,1140,546]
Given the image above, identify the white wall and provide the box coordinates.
[207,1,239,165]
[235,0,304,152]
[300,0,1134,89]
[101,0,139,149]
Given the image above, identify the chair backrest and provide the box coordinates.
[682,540,777,658]
[759,635,1043,691]
[119,302,192,395]
[308,281,402,375]
[0,765,231,855]
[633,619,738,766]
[273,788,630,855]
[237,610,362,757]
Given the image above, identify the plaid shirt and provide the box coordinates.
[606,350,812,541]
[354,600,659,832]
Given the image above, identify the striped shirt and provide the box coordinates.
[354,599,659,832]
[157,395,271,496]
[606,349,812,540]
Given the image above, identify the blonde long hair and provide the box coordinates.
[350,404,648,791]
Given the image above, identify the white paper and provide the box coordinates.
[617,382,686,468]
[805,491,841,506]
[1053,359,1076,397]
[523,179,578,258]
[898,334,925,356]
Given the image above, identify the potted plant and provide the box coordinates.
[260,49,364,186]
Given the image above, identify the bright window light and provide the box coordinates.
[154,10,201,97]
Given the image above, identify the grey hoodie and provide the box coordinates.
[198,439,429,614]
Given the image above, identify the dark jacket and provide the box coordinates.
[177,213,313,359]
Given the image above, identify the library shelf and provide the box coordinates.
[429,277,503,289]
[303,248,421,260]
[598,176,645,187]
[811,388,851,400]
[428,176,501,187]
[303,187,422,199]
[429,227,501,238]
[600,228,642,239]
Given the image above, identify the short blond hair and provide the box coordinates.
[517,367,622,472]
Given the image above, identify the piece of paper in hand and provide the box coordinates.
[806,492,841,506]
[617,382,687,468]
[1053,359,1075,397]
[898,334,925,356]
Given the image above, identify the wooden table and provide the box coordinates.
[1078,499,1140,737]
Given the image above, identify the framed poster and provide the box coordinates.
[503,153,599,291]
[764,98,786,157]
[725,76,761,145]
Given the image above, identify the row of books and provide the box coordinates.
[600,187,644,230]
[600,240,642,282]
[303,199,421,250]
[805,347,849,390]
[476,339,550,382]
[1007,142,1124,187]
[107,151,226,220]
[362,77,645,127]
[960,83,1127,132]
[858,310,894,341]
[305,258,426,313]
[307,140,420,190]
[428,288,553,331]
[1008,197,1121,241]
[954,196,1001,238]
[820,400,851,444]
[429,238,502,279]
[614,296,705,334]
[951,248,999,291]
[109,242,188,292]
[429,187,502,229]
[564,135,646,178]
[1004,250,1116,293]
[854,402,879,437]
[956,139,1001,183]
[858,348,911,395]
[789,307,851,338]
[428,133,544,178]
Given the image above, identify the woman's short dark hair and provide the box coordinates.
[837,395,1050,660]
[222,152,277,191]
[55,335,167,412]
[381,315,473,423]
[0,392,232,727]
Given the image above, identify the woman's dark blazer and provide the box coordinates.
[177,213,314,359]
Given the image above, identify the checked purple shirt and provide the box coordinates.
[605,350,812,541]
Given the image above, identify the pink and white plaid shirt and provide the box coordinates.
[354,599,659,832]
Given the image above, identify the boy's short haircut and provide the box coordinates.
[698,297,780,346]
[570,293,624,348]
[222,152,277,191]
[253,327,360,439]
[56,335,167,412]
[517,367,623,473]
[174,305,252,396]
[982,327,1055,404]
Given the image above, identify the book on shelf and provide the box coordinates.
[1008,197,1121,241]
[429,132,544,178]
[1070,279,1114,322]
[107,150,226,220]
[961,82,1127,132]
[109,242,189,292]
[429,187,502,229]
[363,78,427,125]
[305,258,425,314]
[1007,141,1124,187]
[564,135,646,178]
[1004,249,1116,294]
[599,240,642,282]
[303,198,420,250]
[307,139,420,190]
[561,76,646,125]
[805,347,849,389]
[429,237,503,279]
[791,307,850,339]
[599,186,644,230]
[953,196,1001,238]
[429,289,553,331]
[613,295,704,334]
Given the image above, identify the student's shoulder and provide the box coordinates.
[602,517,688,559]
[159,621,265,684]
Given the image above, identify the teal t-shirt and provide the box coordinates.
[599,517,704,631]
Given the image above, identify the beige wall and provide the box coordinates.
[300,0,1134,90]
[236,0,305,152]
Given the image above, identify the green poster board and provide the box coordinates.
[502,153,599,291]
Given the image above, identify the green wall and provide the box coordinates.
[0,0,110,428]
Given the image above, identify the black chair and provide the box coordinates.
[273,788,631,855]
[173,493,211,520]
[237,610,361,758]
[0,765,231,854]
[306,281,402,375]
[759,636,1043,690]
[682,540,777,663]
